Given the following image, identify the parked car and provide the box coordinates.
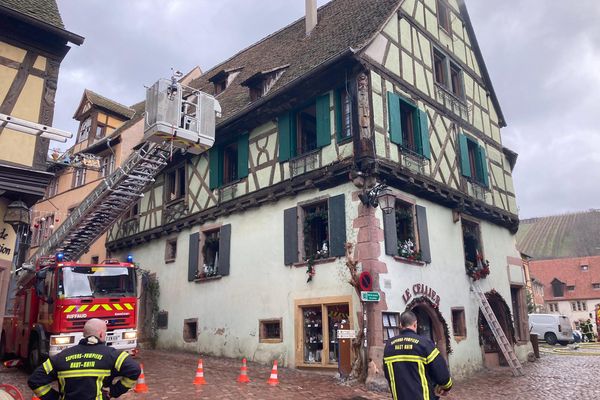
[528,313,574,345]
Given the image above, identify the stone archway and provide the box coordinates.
[406,297,451,359]
[478,290,515,366]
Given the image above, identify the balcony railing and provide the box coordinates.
[290,151,319,178]
[399,147,429,175]
[163,198,188,225]
[122,218,139,237]
[460,178,489,202]
[219,182,237,203]
[435,85,470,120]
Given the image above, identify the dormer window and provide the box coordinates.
[208,67,243,96]
[242,65,289,101]
[78,117,91,143]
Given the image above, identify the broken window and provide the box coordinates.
[395,201,420,259]
[200,229,220,278]
[462,218,483,268]
[166,164,186,202]
[302,202,329,260]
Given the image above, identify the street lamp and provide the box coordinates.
[358,183,395,214]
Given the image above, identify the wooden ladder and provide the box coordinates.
[471,281,525,376]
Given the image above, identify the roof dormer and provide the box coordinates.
[208,67,243,95]
[241,64,289,101]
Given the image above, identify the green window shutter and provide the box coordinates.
[387,91,402,145]
[316,93,331,148]
[278,112,292,162]
[237,133,249,179]
[478,144,489,187]
[417,109,431,159]
[334,89,343,142]
[458,133,471,178]
[208,146,221,189]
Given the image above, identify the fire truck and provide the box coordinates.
[0,76,220,368]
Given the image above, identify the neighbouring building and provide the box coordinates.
[0,0,82,332]
[107,0,528,378]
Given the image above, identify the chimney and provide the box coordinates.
[305,0,317,36]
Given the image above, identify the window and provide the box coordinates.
[451,308,466,337]
[567,285,575,291]
[208,134,249,189]
[335,89,352,141]
[101,154,115,177]
[462,218,483,269]
[166,164,186,202]
[78,117,91,142]
[33,214,55,246]
[387,92,430,158]
[214,79,227,95]
[383,312,400,341]
[582,302,587,311]
[383,201,431,263]
[302,201,329,261]
[123,202,139,220]
[433,49,447,87]
[581,264,589,271]
[157,311,169,329]
[458,133,489,187]
[187,225,231,281]
[259,319,283,343]
[593,283,600,290]
[165,237,177,263]
[95,123,106,139]
[72,167,87,188]
[278,93,332,162]
[548,303,558,312]
[242,67,287,101]
[437,0,452,34]
[433,48,464,100]
[551,278,565,297]
[183,318,198,342]
[199,229,220,278]
[395,201,419,259]
[449,62,463,98]
[91,256,99,264]
[46,177,59,198]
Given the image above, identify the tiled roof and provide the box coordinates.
[529,256,600,301]
[0,0,64,29]
[189,0,399,123]
[516,210,600,260]
[83,89,136,119]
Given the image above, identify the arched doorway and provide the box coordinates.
[406,297,451,359]
[478,290,515,366]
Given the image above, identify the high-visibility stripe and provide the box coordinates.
[89,304,100,312]
[64,305,76,313]
[441,377,453,390]
[101,304,113,311]
[57,369,111,378]
[77,305,88,312]
[384,354,426,363]
[96,376,103,400]
[43,358,53,374]
[418,360,429,399]
[386,362,399,400]
[115,352,129,372]
[121,376,136,388]
[113,303,123,311]
[33,384,52,397]
[124,303,134,310]
[425,348,440,364]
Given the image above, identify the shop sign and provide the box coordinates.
[360,291,380,302]
[0,201,17,262]
[401,283,440,307]
[337,329,357,339]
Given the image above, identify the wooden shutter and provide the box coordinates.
[278,112,292,162]
[237,133,249,179]
[416,205,431,263]
[328,194,346,257]
[283,207,298,265]
[335,89,343,142]
[458,133,471,178]
[208,147,221,189]
[417,109,431,159]
[387,92,402,145]
[188,232,200,281]
[316,93,331,148]
[383,207,398,256]
[218,224,231,276]
[478,144,489,187]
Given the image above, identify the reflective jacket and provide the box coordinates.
[383,329,452,400]
[28,337,141,400]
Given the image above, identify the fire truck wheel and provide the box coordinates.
[27,338,42,371]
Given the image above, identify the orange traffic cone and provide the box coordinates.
[133,363,149,393]
[266,360,279,386]
[193,359,207,385]
[237,358,251,383]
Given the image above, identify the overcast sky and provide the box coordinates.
[53,0,600,219]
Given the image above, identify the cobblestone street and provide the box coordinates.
[2,345,600,399]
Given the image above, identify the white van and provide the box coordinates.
[528,314,573,345]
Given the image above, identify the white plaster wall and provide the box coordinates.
[115,182,362,367]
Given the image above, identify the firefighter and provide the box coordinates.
[28,318,141,400]
[582,319,594,342]
[383,311,453,400]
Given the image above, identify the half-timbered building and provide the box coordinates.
[107,0,529,378]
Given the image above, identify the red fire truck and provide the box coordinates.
[1,254,138,368]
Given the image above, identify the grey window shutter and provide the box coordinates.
[284,207,298,265]
[188,232,199,281]
[383,208,398,256]
[218,224,231,276]
[416,205,431,263]
[328,194,346,257]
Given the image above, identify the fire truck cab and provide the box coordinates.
[1,254,137,368]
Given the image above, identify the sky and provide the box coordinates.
[52,0,600,219]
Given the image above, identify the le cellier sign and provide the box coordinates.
[402,283,441,307]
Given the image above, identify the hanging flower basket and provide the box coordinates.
[465,252,490,281]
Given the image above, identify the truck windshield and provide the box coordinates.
[60,266,136,298]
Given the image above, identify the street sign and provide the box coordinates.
[360,291,380,302]
[337,329,357,339]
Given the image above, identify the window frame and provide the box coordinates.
[382,311,400,342]
[259,318,283,343]
[300,200,330,262]
[198,227,221,279]
[459,133,489,187]
[592,283,600,290]
[432,47,465,101]
[46,177,59,198]
[436,0,452,35]
[451,308,467,338]
[335,88,353,142]
[71,167,87,188]
[165,237,177,263]
[183,318,198,342]
[101,153,115,177]
[461,217,484,268]
[165,163,187,204]
[394,199,421,260]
